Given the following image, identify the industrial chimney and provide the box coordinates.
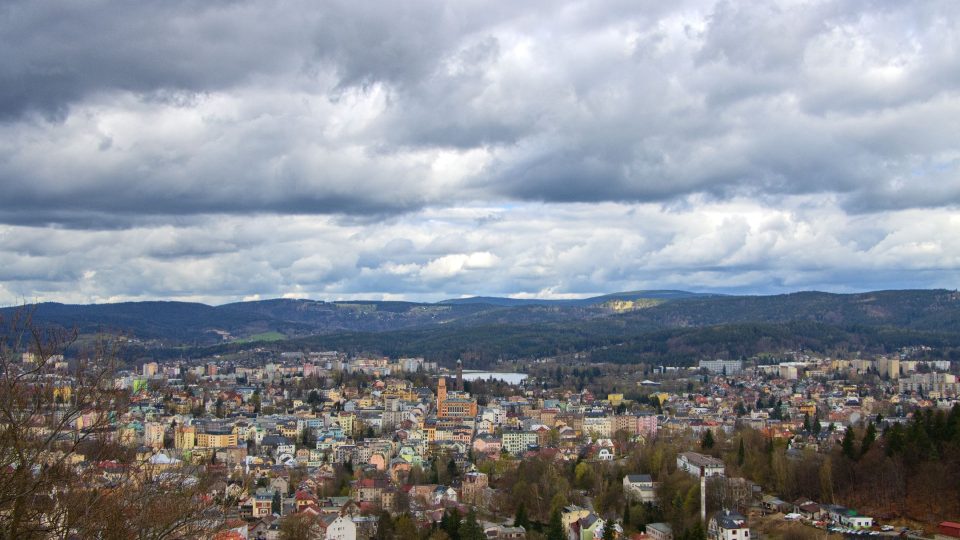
[700,466,707,524]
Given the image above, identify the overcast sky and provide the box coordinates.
[1,0,958,305]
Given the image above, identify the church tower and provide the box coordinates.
[437,377,447,411]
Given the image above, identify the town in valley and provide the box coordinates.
[7,331,960,540]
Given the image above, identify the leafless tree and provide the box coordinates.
[0,309,226,539]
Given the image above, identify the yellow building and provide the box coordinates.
[174,425,196,449]
[196,430,238,448]
[53,385,72,403]
[332,413,354,435]
[279,423,299,439]
[562,506,591,531]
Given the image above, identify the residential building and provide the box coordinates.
[502,430,538,455]
[647,523,673,540]
[708,510,750,540]
[677,452,725,477]
[699,360,743,376]
[623,474,658,504]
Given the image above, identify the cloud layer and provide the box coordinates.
[0,0,958,303]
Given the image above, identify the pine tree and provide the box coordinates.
[514,502,530,530]
[803,412,811,432]
[686,521,706,540]
[702,429,715,450]
[884,423,905,456]
[735,402,747,417]
[271,489,281,515]
[737,437,745,466]
[459,509,485,540]
[547,508,564,540]
[841,427,857,460]
[251,389,261,413]
[373,512,393,540]
[447,457,458,482]
[443,507,462,540]
[860,422,877,457]
[429,457,439,484]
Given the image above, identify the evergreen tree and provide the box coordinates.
[737,437,745,466]
[443,507,462,540]
[459,509,485,540]
[884,423,905,456]
[272,489,282,515]
[547,508,564,540]
[251,389,261,413]
[429,458,440,484]
[702,429,715,450]
[735,402,747,417]
[813,418,822,435]
[686,521,706,540]
[860,422,877,457]
[514,502,530,530]
[841,427,857,460]
[447,457,458,482]
[770,399,783,420]
[374,510,395,540]
[803,412,811,432]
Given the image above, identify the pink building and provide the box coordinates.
[636,414,658,438]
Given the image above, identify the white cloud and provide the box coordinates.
[0,198,958,305]
[1,1,959,301]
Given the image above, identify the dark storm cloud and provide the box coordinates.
[0,0,309,120]
[1,0,958,226]
[1,0,959,303]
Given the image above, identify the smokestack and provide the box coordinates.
[457,359,463,392]
[701,466,707,524]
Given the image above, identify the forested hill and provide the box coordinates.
[2,290,959,357]
[615,289,960,332]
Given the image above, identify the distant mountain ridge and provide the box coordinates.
[2,289,958,350]
[438,290,717,306]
